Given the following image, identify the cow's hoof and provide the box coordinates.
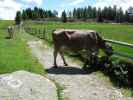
[64,63,68,66]
[82,66,88,70]
[53,65,58,68]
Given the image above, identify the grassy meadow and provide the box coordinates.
[24,21,133,58]
[0,20,44,74]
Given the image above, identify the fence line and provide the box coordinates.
[104,39,133,60]
[24,27,133,60]
[113,51,133,60]
[24,27,53,42]
[104,39,133,48]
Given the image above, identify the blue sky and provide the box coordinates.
[42,0,96,16]
[43,0,95,10]
[0,0,133,20]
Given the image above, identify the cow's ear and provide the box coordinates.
[64,32,71,40]
[106,43,112,47]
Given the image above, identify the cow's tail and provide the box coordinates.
[52,29,55,38]
[52,29,57,45]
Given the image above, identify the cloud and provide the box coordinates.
[64,0,85,6]
[0,0,43,20]
[69,0,85,6]
[94,0,133,11]
[22,0,43,6]
[0,0,23,20]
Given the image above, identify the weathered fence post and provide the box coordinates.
[35,28,38,35]
[33,28,35,34]
[39,29,41,34]
[43,28,46,39]
[38,29,41,38]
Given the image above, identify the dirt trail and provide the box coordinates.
[27,40,132,100]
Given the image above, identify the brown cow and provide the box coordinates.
[52,29,113,68]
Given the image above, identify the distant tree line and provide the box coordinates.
[22,7,58,20]
[15,7,58,24]
[64,6,133,23]
[15,6,133,24]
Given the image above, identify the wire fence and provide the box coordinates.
[24,27,133,60]
[105,39,133,60]
[24,27,53,43]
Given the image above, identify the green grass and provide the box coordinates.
[0,20,44,75]
[24,21,133,58]
[25,21,133,43]
[54,81,65,100]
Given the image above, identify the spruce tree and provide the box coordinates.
[15,11,21,25]
[61,10,67,23]
[97,8,103,22]
[22,10,27,20]
[73,8,77,19]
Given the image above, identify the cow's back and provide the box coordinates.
[53,29,100,51]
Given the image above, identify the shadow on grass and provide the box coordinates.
[5,36,12,39]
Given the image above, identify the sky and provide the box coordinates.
[0,0,133,20]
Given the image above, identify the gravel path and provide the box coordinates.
[27,40,132,100]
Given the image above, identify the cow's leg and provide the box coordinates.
[90,50,99,67]
[92,50,99,65]
[59,51,68,66]
[53,49,58,68]
[83,59,89,68]
[83,52,91,69]
[8,31,11,39]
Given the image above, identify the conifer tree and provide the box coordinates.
[61,10,67,23]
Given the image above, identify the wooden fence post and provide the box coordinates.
[39,29,40,38]
[43,28,46,39]
[33,28,36,34]
[39,29,40,34]
[36,28,38,34]
[31,28,32,34]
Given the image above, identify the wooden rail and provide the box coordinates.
[24,27,133,60]
[104,39,133,60]
[104,39,133,48]
[113,51,133,60]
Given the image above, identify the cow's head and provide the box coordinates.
[100,40,113,56]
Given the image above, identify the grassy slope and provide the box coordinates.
[25,21,133,58]
[0,20,44,74]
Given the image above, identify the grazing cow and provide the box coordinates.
[52,29,113,68]
[8,26,14,39]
